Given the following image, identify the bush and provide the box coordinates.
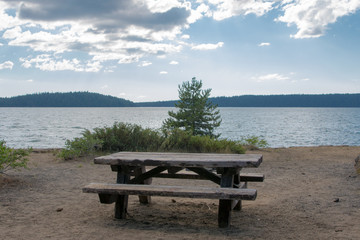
[91,122,164,152]
[160,128,245,154]
[58,122,164,159]
[0,141,31,174]
[59,122,248,160]
[57,131,103,160]
[240,135,269,150]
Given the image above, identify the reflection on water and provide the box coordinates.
[0,107,359,148]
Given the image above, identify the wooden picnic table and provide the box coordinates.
[83,152,263,228]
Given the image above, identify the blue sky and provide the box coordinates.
[0,0,360,102]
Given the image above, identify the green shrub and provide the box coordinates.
[58,123,164,159]
[0,141,31,174]
[57,131,103,160]
[160,128,245,154]
[91,122,164,152]
[240,135,269,150]
[58,123,262,160]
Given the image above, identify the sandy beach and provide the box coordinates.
[1,146,359,239]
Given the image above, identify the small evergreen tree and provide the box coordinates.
[163,77,222,138]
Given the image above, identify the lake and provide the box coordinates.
[1,107,360,148]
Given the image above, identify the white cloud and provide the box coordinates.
[101,85,109,89]
[277,0,360,39]
[192,41,224,50]
[139,61,152,67]
[26,79,34,83]
[188,3,211,23]
[258,42,270,47]
[3,26,22,39]
[146,0,184,13]
[181,34,190,39]
[254,73,290,82]
[0,2,24,31]
[0,61,14,70]
[209,0,274,21]
[169,60,179,65]
[160,71,168,74]
[20,55,103,72]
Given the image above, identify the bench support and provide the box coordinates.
[218,168,235,228]
[134,166,152,204]
[115,168,130,219]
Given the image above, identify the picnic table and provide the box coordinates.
[83,152,264,228]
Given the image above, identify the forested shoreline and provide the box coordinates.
[1,92,360,107]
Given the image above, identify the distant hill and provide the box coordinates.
[136,93,360,107]
[1,92,359,107]
[0,92,134,107]
[210,94,360,107]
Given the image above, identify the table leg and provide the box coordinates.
[115,168,130,219]
[134,166,152,204]
[218,168,234,228]
[233,173,241,211]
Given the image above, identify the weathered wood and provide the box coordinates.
[187,167,221,185]
[233,173,241,211]
[95,152,263,168]
[154,172,264,182]
[240,173,265,182]
[98,194,117,204]
[218,168,234,228]
[83,183,257,200]
[114,170,130,219]
[128,166,167,184]
[134,166,152,204]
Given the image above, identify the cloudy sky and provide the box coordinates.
[1,0,360,102]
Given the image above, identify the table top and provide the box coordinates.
[94,152,263,168]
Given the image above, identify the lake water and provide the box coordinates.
[1,107,360,148]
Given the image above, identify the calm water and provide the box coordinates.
[1,107,359,148]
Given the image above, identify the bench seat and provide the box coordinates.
[83,183,257,201]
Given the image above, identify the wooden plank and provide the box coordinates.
[240,173,265,182]
[94,152,263,168]
[154,172,265,182]
[83,183,257,200]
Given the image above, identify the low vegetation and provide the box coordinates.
[240,135,269,150]
[58,122,269,160]
[0,141,32,174]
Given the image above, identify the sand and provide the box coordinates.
[1,146,359,239]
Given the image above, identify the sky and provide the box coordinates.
[0,0,360,102]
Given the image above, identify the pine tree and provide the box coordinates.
[163,77,221,138]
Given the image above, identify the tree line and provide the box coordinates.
[1,91,359,107]
[138,93,360,108]
[0,92,134,107]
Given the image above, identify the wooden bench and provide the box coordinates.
[83,183,257,202]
